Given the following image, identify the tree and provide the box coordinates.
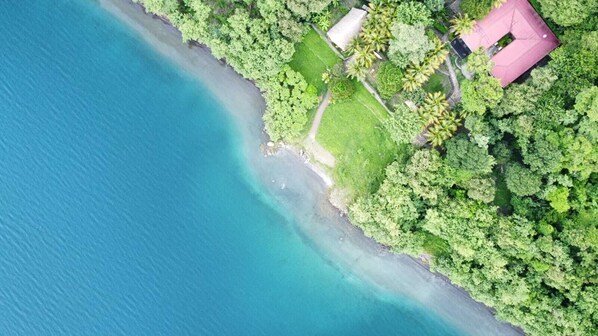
[384,104,423,144]
[461,74,503,115]
[450,14,476,36]
[505,163,542,196]
[537,0,598,26]
[548,30,598,100]
[574,86,598,122]
[445,134,496,176]
[522,130,563,174]
[388,23,434,68]
[492,67,557,118]
[460,0,494,19]
[425,0,445,12]
[427,113,461,147]
[346,61,368,81]
[465,177,496,203]
[263,66,318,141]
[286,0,332,19]
[466,48,493,75]
[546,187,571,213]
[395,1,433,26]
[375,62,404,99]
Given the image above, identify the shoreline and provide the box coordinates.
[98,1,523,335]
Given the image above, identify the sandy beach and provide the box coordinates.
[98,1,523,335]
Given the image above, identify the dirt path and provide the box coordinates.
[304,91,336,167]
[441,34,462,106]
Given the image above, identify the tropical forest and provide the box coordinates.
[136,0,597,334]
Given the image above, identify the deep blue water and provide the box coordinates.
[0,1,462,335]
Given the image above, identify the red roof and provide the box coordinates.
[461,0,559,87]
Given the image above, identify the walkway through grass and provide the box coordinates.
[317,83,398,199]
[289,29,340,95]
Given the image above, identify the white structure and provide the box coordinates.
[326,8,367,51]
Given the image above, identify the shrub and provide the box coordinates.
[330,77,356,102]
[376,62,404,99]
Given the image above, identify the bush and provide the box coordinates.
[376,62,404,99]
[433,21,449,34]
[330,77,356,102]
[460,0,493,19]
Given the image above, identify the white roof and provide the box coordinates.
[327,8,367,51]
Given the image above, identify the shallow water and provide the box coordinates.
[0,1,469,335]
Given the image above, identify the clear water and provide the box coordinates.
[0,1,462,335]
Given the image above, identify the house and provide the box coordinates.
[453,0,559,87]
[327,8,368,51]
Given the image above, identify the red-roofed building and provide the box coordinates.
[459,0,559,87]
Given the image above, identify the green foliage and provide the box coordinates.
[445,134,496,176]
[548,30,598,101]
[375,62,404,99]
[383,104,422,145]
[537,0,598,26]
[546,187,571,213]
[313,10,332,31]
[330,77,355,102]
[425,0,445,12]
[433,21,449,34]
[285,0,332,19]
[575,86,598,121]
[505,163,542,196]
[465,48,493,75]
[465,177,496,203]
[388,23,434,68]
[263,66,318,141]
[460,0,494,19]
[402,37,448,91]
[450,14,476,36]
[394,1,433,26]
[461,74,503,115]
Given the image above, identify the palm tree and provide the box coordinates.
[346,61,367,81]
[346,37,364,56]
[419,106,444,126]
[427,124,447,147]
[407,65,430,86]
[353,45,376,69]
[439,112,461,134]
[450,14,476,36]
[493,0,507,9]
[424,92,449,116]
[402,73,420,92]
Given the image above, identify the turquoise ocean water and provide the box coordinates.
[0,1,462,335]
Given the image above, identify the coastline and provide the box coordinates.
[98,1,523,335]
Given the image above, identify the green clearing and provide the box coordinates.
[493,170,513,213]
[423,72,450,95]
[289,29,341,95]
[317,83,398,199]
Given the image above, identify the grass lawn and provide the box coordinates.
[423,71,450,96]
[317,82,398,199]
[289,29,341,95]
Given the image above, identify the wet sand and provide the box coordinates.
[98,1,523,335]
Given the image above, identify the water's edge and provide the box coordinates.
[98,1,523,335]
